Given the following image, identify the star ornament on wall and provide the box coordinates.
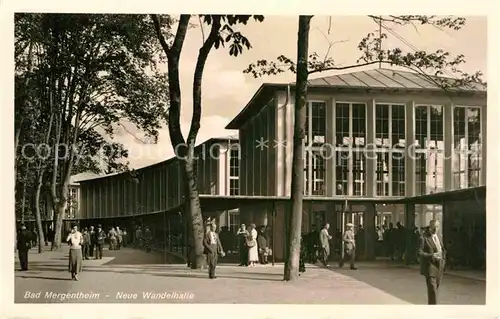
[255,137,269,150]
[273,139,287,149]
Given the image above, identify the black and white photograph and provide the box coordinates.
[2,1,499,318]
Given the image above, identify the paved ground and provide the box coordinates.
[14,247,485,304]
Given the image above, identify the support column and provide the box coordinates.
[405,101,416,197]
[366,99,376,197]
[364,203,376,260]
[326,98,335,197]
[444,103,453,191]
[404,203,416,265]
[481,105,487,186]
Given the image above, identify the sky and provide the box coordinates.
[109,15,487,170]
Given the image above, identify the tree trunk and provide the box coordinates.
[21,180,27,223]
[51,201,66,251]
[34,169,46,253]
[183,156,205,269]
[284,15,312,282]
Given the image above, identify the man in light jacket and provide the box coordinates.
[319,222,332,266]
[339,223,357,270]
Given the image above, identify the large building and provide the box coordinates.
[226,68,486,262]
[73,68,486,267]
[76,137,241,239]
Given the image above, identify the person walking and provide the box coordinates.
[203,223,224,279]
[116,226,123,250]
[237,224,249,266]
[88,226,96,258]
[247,224,259,267]
[257,226,269,264]
[339,223,357,270]
[16,223,35,271]
[82,227,91,260]
[108,227,117,250]
[143,226,153,252]
[319,222,332,266]
[94,225,106,259]
[66,223,83,281]
[419,219,446,305]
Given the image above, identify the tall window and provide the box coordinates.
[392,105,406,148]
[352,151,365,196]
[375,103,406,196]
[375,104,390,148]
[376,152,389,196]
[336,103,350,146]
[415,105,444,195]
[310,102,326,146]
[304,101,327,196]
[229,148,239,195]
[352,104,366,146]
[334,102,367,196]
[468,108,481,187]
[228,210,240,233]
[453,106,482,189]
[335,150,349,196]
[312,150,325,195]
[391,155,405,196]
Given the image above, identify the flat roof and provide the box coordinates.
[226,68,486,129]
[75,136,239,184]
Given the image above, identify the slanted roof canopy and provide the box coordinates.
[227,68,486,129]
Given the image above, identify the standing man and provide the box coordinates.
[94,224,106,259]
[339,223,357,270]
[419,219,446,305]
[143,226,153,252]
[16,223,34,271]
[203,223,224,279]
[237,224,249,266]
[319,222,332,266]
[116,226,123,250]
[82,227,91,260]
[88,226,96,259]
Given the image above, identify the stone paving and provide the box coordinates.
[14,247,486,304]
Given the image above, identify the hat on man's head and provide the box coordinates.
[97,224,102,228]
[346,223,354,227]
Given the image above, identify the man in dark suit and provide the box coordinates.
[17,223,34,271]
[88,225,96,258]
[419,219,446,305]
[203,223,225,279]
[94,225,106,259]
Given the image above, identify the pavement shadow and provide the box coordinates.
[18,275,71,281]
[322,263,485,305]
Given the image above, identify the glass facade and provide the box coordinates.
[229,148,240,196]
[305,101,327,195]
[375,104,406,196]
[414,105,444,195]
[453,106,482,189]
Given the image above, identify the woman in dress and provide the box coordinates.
[66,223,83,281]
[247,223,259,267]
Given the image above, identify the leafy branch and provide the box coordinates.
[244,15,485,91]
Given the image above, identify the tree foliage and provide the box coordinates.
[244,15,484,91]
[14,13,170,249]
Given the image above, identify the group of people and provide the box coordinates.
[236,223,271,267]
[318,222,358,270]
[133,225,153,252]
